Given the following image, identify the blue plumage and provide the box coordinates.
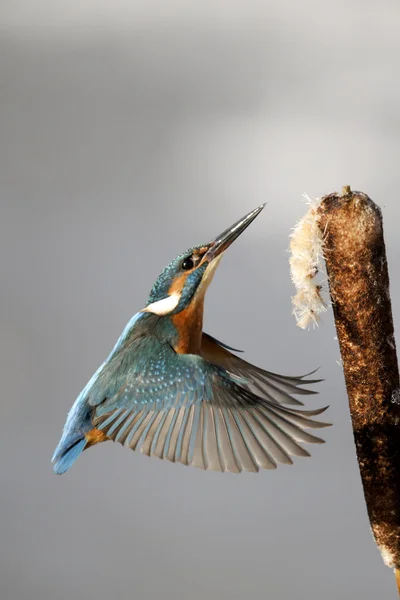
[52,311,145,472]
[53,439,87,475]
[52,205,330,475]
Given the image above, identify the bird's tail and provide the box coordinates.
[52,436,87,475]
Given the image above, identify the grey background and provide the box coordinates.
[1,1,400,599]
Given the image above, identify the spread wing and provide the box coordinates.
[201,333,321,407]
[88,336,329,473]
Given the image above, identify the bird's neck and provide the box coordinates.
[142,299,205,355]
[170,297,205,354]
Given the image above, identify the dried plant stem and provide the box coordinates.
[316,188,400,592]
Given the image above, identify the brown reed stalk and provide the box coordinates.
[314,187,400,593]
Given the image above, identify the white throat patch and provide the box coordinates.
[143,292,180,316]
[195,255,222,297]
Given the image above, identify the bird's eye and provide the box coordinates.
[181,257,194,270]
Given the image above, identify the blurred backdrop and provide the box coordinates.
[1,1,400,599]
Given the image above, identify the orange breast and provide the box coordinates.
[171,298,205,354]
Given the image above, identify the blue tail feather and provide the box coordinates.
[53,438,87,474]
[52,394,93,474]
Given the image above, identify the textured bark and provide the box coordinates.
[317,189,400,574]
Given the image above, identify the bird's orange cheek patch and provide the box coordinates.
[168,272,188,297]
[85,429,108,448]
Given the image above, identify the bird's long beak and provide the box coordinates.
[203,203,265,263]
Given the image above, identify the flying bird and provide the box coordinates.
[52,205,329,474]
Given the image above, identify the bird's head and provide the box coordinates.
[144,204,265,318]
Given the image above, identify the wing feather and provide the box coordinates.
[179,405,195,465]
[248,410,293,465]
[166,406,186,462]
[124,411,146,447]
[258,406,325,445]
[92,333,330,473]
[175,407,190,463]
[129,411,155,450]
[252,408,311,458]
[190,404,206,470]
[234,411,275,470]
[141,411,164,456]
[202,404,222,471]
[214,407,240,473]
[107,409,131,436]
[153,410,175,458]
[114,412,138,444]
[200,333,321,406]
[223,407,258,472]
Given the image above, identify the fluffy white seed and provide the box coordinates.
[289,194,328,329]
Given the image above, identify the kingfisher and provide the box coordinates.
[52,204,329,475]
